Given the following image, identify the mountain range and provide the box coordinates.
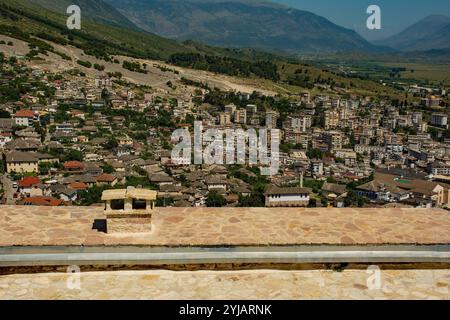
[27,0,138,30]
[104,0,381,54]
[2,0,449,59]
[376,14,450,51]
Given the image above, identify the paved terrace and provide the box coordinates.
[0,206,449,246]
[1,269,449,300]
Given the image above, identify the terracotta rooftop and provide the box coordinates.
[0,206,449,247]
[96,173,116,183]
[68,182,88,190]
[14,109,35,118]
[18,176,40,188]
[63,161,84,169]
[21,197,63,207]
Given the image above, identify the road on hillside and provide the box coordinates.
[1,174,16,205]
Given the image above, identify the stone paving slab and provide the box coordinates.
[0,269,449,300]
[0,206,449,246]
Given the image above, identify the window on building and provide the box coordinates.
[132,198,147,210]
[111,199,125,210]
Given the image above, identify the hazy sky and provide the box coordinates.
[271,0,450,41]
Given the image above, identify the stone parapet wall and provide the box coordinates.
[106,213,152,234]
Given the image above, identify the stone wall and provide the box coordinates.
[106,213,152,234]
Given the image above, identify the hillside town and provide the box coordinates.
[1,48,450,210]
[1,0,450,303]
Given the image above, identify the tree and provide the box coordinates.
[101,164,115,174]
[62,149,83,162]
[0,110,11,118]
[78,186,104,206]
[156,197,174,207]
[101,89,110,101]
[103,138,118,150]
[306,147,324,160]
[77,60,92,68]
[206,191,227,207]
[238,194,264,207]
[93,63,105,71]
[344,190,366,208]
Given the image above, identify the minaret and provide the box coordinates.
[300,171,304,188]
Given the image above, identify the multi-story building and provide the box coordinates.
[300,92,310,104]
[224,104,237,115]
[265,111,278,129]
[431,113,448,128]
[355,145,385,154]
[246,104,257,115]
[234,109,247,125]
[412,112,423,125]
[5,151,39,173]
[334,149,357,166]
[219,113,231,125]
[284,115,312,132]
[285,130,310,148]
[421,97,441,108]
[310,160,324,177]
[428,161,450,176]
[95,76,111,89]
[323,131,343,151]
[14,110,39,127]
[324,110,339,130]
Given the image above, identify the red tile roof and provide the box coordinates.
[22,197,63,207]
[68,182,88,190]
[96,173,116,183]
[18,176,41,188]
[63,161,84,169]
[15,110,35,118]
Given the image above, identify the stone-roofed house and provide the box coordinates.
[0,132,12,147]
[83,162,103,176]
[357,172,448,206]
[205,176,228,191]
[108,161,125,172]
[150,173,175,187]
[264,186,312,207]
[35,153,59,164]
[63,175,97,187]
[15,127,40,140]
[51,185,78,202]
[5,138,40,152]
[322,182,348,208]
[0,118,13,132]
[45,141,64,151]
[4,151,39,173]
[158,184,183,198]
[322,182,347,197]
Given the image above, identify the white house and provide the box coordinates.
[14,110,39,127]
[265,186,311,207]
